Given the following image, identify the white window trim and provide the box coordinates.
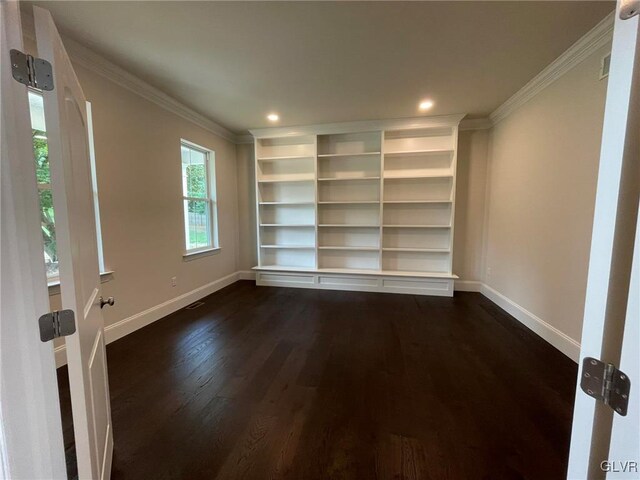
[182,247,221,261]
[180,139,220,258]
[45,100,112,295]
[30,90,111,287]
[87,101,107,273]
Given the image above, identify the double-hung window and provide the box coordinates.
[181,140,218,254]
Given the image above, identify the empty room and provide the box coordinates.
[1,1,638,479]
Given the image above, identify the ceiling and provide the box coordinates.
[25,1,614,134]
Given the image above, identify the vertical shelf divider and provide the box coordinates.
[254,139,262,268]
[447,127,459,274]
[379,130,385,271]
[313,135,320,270]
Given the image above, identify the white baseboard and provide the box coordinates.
[237,270,256,280]
[55,271,240,367]
[54,273,580,367]
[454,280,482,292]
[455,280,579,362]
[54,344,67,368]
[480,283,581,362]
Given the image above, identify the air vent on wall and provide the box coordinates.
[600,52,611,80]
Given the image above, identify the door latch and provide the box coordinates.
[38,309,75,342]
[581,357,631,416]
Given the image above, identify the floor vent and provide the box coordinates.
[185,301,205,310]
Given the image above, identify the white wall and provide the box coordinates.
[236,143,257,272]
[454,129,490,283]
[48,62,240,347]
[484,42,611,345]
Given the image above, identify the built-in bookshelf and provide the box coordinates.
[252,115,463,296]
[255,135,317,270]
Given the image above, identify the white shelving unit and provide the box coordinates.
[252,115,464,296]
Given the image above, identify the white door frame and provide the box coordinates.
[567,2,639,479]
[0,2,67,479]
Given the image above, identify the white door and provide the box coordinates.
[567,1,639,479]
[0,2,67,478]
[34,6,114,480]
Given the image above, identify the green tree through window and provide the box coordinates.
[33,130,58,277]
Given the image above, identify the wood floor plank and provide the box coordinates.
[57,282,577,479]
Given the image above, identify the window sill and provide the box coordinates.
[48,270,114,296]
[183,247,221,262]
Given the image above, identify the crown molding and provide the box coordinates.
[459,117,492,131]
[235,134,255,144]
[20,8,241,143]
[21,7,613,144]
[490,11,614,126]
[61,37,241,143]
[249,114,466,139]
[240,115,486,142]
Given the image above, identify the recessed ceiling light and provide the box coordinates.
[267,113,279,122]
[419,100,434,111]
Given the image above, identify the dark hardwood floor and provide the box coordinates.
[57,281,578,479]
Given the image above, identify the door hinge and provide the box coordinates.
[38,309,75,342]
[581,357,631,416]
[10,49,54,91]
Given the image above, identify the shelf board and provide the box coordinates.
[258,177,315,183]
[253,265,458,279]
[257,155,314,161]
[383,200,451,204]
[382,248,450,253]
[259,201,315,205]
[260,224,315,227]
[318,201,379,205]
[379,269,453,277]
[382,224,451,229]
[384,149,453,158]
[319,224,380,228]
[317,152,381,158]
[319,246,379,251]
[384,174,452,180]
[317,176,380,182]
[258,265,316,272]
[317,268,381,275]
[261,245,315,249]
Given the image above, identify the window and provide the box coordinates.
[181,140,218,254]
[28,90,106,283]
[28,90,58,279]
